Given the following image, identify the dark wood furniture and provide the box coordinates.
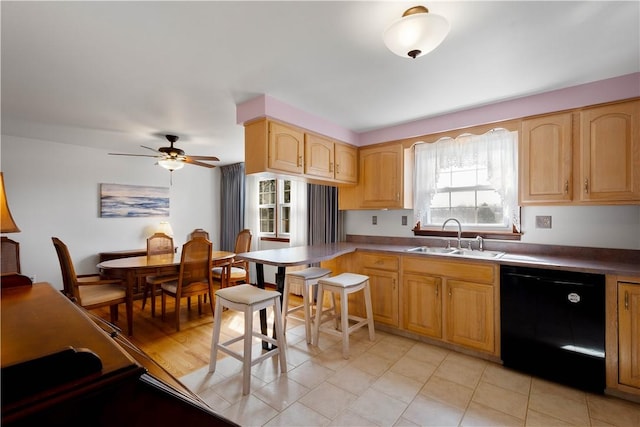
[1,236,20,274]
[0,283,236,426]
[97,251,235,335]
[52,237,132,336]
[99,248,148,262]
[213,229,251,288]
[143,232,177,316]
[160,237,215,331]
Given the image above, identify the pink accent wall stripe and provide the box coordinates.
[236,72,640,147]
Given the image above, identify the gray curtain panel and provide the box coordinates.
[219,162,245,252]
[307,184,339,246]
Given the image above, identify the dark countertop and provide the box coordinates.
[238,239,639,277]
[344,236,640,277]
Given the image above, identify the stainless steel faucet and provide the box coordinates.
[441,218,462,249]
[476,235,484,251]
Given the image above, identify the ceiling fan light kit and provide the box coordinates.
[109,134,219,172]
[383,5,450,59]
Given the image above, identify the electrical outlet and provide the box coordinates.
[401,215,407,226]
[536,215,552,229]
[372,216,377,225]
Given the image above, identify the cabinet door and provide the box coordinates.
[403,273,442,338]
[579,100,640,202]
[360,144,403,208]
[360,267,399,327]
[268,121,304,174]
[618,282,640,388]
[446,279,494,353]
[305,133,334,179]
[520,113,573,204]
[335,143,358,183]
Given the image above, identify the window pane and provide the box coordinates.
[259,207,274,233]
[283,180,291,204]
[450,169,477,187]
[259,180,276,205]
[280,206,290,234]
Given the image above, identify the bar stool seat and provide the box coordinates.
[283,267,332,343]
[312,272,375,359]
[208,284,287,395]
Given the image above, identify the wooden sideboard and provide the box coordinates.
[1,283,236,426]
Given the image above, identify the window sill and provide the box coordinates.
[412,226,522,241]
[259,236,290,243]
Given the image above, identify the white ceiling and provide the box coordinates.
[2,1,639,166]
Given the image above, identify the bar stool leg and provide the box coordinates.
[340,288,350,358]
[312,284,324,347]
[243,304,253,395]
[272,298,288,372]
[363,281,376,341]
[209,297,223,373]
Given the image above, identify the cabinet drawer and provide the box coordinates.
[360,253,399,271]
[402,256,496,284]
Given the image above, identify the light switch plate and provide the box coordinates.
[536,215,552,229]
[372,216,377,225]
[401,215,407,226]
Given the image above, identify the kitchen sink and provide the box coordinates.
[449,249,505,259]
[406,246,505,259]
[406,246,457,254]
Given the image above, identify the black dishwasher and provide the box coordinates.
[500,265,605,393]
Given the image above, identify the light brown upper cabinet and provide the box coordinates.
[339,143,412,209]
[245,118,357,185]
[519,99,639,205]
[520,112,573,204]
[268,121,305,174]
[305,133,357,183]
[579,100,640,202]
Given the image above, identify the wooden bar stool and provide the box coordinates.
[208,284,287,395]
[282,267,332,343]
[312,272,375,359]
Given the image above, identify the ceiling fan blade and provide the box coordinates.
[184,158,216,168]
[188,155,220,161]
[108,153,160,158]
[141,145,161,153]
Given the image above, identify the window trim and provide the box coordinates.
[258,178,291,242]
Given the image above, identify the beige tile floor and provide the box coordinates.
[180,309,640,427]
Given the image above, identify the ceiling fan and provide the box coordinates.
[109,134,219,171]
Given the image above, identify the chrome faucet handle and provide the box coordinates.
[467,241,472,250]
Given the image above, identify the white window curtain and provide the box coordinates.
[413,129,520,231]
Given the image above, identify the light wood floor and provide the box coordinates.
[94,288,293,378]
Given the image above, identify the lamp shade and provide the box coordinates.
[157,221,174,237]
[158,158,185,171]
[383,6,450,59]
[0,172,20,233]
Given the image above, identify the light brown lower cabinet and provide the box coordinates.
[403,273,442,338]
[402,256,498,356]
[618,281,640,389]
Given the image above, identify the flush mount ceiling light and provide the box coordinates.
[383,5,450,59]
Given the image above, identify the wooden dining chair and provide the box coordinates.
[160,237,214,331]
[189,228,210,240]
[212,229,251,289]
[51,237,131,334]
[143,232,177,317]
[1,236,21,274]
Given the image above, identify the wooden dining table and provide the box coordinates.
[97,250,235,335]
